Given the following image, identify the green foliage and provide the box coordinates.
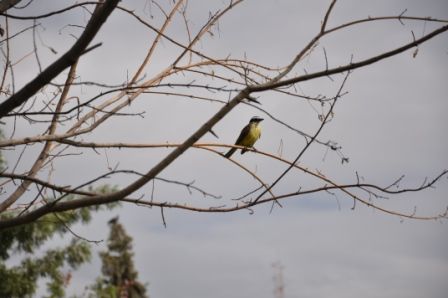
[1,210,87,260]
[0,132,120,296]
[0,238,91,298]
[0,213,91,298]
[0,188,119,298]
[88,218,149,298]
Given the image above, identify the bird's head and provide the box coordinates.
[249,116,264,123]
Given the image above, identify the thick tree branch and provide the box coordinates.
[0,0,120,118]
[1,141,446,229]
[1,21,447,228]
[0,1,446,231]
[0,0,20,13]
[249,24,448,92]
[0,89,251,229]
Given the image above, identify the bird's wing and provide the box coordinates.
[234,123,251,145]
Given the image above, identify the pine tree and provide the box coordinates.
[89,217,148,298]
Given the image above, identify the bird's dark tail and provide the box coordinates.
[225,147,237,158]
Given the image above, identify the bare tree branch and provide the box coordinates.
[0,61,78,212]
[0,0,119,118]
[0,1,98,18]
[249,24,448,92]
[0,1,446,231]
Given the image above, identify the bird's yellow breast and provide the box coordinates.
[240,123,261,147]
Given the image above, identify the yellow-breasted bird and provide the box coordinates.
[225,116,264,158]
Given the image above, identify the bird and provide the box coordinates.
[108,216,119,225]
[225,116,264,158]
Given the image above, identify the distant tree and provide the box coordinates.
[88,217,148,298]
[1,207,91,297]
[0,180,118,297]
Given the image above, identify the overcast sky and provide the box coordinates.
[2,0,448,297]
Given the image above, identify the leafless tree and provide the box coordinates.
[0,0,447,230]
